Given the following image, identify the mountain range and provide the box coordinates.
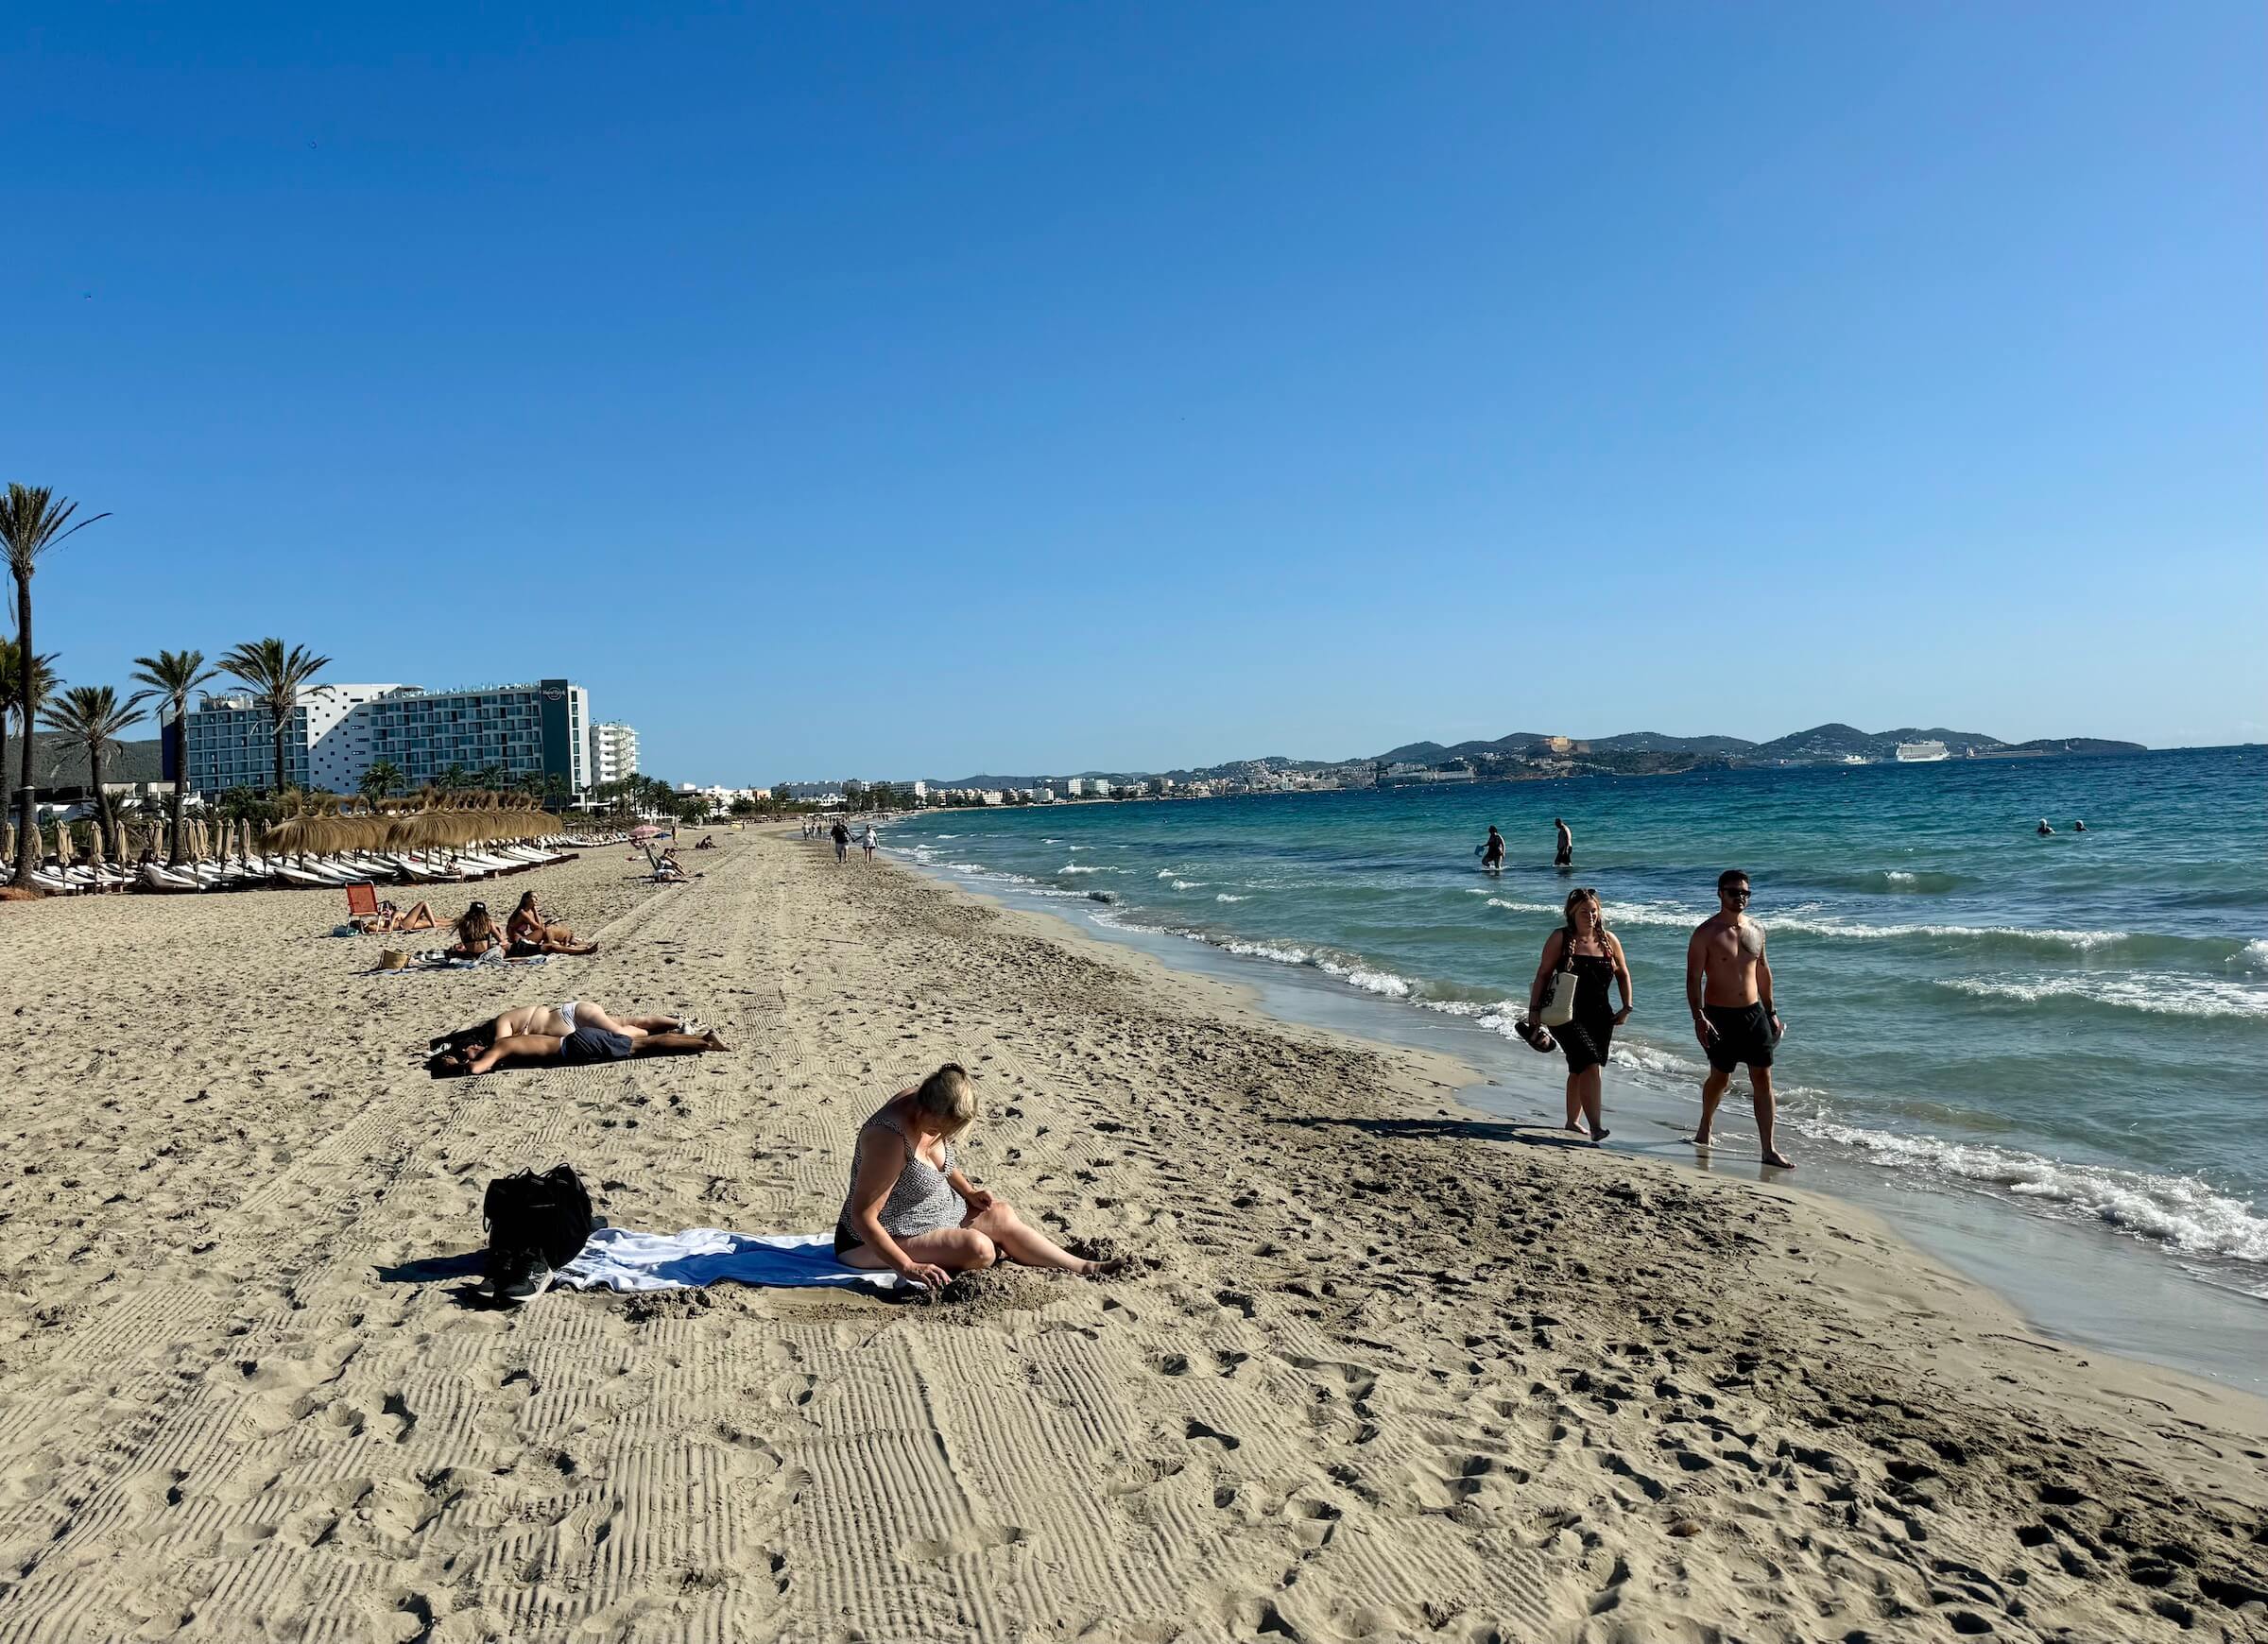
[921,724,2144,790]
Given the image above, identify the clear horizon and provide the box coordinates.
[8,4,2260,784]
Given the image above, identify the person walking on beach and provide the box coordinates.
[861,823,878,864]
[1526,887,1631,1143]
[1685,869,1793,1168]
[830,817,850,865]
[1477,825,1505,872]
[1553,816,1573,869]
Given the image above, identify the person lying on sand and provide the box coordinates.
[352,898,435,934]
[834,1063,1125,1290]
[446,901,506,960]
[427,1001,725,1076]
[507,890,598,957]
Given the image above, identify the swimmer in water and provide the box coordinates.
[2036,818,2054,836]
[1554,816,1573,869]
[2073,820,2088,831]
[1478,825,1505,871]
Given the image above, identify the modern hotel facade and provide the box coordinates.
[591,722,641,786]
[179,679,594,797]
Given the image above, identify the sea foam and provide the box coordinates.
[1936,973,2268,1019]
[1798,1121,2268,1273]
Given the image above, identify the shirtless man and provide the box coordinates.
[1684,869,1793,1168]
[1553,816,1573,869]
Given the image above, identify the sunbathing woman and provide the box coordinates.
[429,1002,726,1076]
[507,890,599,956]
[351,898,436,934]
[446,901,506,960]
[835,1064,1121,1290]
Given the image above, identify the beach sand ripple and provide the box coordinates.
[0,837,2260,1641]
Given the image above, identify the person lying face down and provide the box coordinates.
[426,1001,727,1076]
[834,1064,1125,1291]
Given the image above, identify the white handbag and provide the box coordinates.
[1538,942,1579,1028]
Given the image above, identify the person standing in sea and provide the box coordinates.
[1525,886,1631,1143]
[1685,869,1794,1169]
[1553,816,1573,869]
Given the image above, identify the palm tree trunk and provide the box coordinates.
[12,577,36,884]
[169,710,188,865]
[87,745,112,855]
[272,716,286,796]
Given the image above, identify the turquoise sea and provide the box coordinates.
[887,747,2267,1383]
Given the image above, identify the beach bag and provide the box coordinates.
[1538,935,1580,1028]
[483,1166,594,1275]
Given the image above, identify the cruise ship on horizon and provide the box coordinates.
[1895,739,1950,762]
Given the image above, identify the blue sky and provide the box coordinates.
[7,3,2260,781]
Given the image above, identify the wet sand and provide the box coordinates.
[0,832,2261,1641]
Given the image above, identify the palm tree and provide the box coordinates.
[359,760,404,805]
[3,485,108,886]
[40,684,150,852]
[217,639,330,796]
[0,639,60,831]
[129,649,219,865]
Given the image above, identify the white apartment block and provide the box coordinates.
[591,721,641,786]
[182,678,593,796]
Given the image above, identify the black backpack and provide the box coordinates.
[482,1166,594,1284]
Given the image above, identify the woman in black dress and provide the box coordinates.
[1525,886,1633,1142]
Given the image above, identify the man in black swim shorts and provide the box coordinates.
[1684,869,1794,1168]
[452,1017,728,1076]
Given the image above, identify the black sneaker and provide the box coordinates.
[487,1246,555,1305]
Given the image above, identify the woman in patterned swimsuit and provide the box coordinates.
[834,1063,1121,1291]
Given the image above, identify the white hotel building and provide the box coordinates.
[591,722,641,786]
[180,678,596,796]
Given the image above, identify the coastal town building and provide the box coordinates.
[591,721,641,786]
[179,678,594,797]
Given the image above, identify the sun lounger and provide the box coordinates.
[139,864,203,893]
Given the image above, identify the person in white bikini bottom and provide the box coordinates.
[426,1001,721,1075]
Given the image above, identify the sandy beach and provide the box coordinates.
[0,831,2261,1643]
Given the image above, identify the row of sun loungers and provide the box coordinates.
[5,835,629,897]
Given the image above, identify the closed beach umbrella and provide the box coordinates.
[86,826,106,875]
[54,821,74,868]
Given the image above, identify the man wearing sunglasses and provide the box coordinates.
[1685,869,1794,1168]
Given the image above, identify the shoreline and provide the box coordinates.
[1,832,2262,1639]
[888,810,2268,1395]
[892,837,2268,1390]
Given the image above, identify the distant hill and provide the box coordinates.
[1588,731,1758,755]
[20,731,164,787]
[2008,737,2145,756]
[899,722,2144,793]
[1746,724,2008,761]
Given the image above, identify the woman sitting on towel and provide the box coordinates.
[507,890,599,957]
[835,1063,1120,1290]
[446,900,506,960]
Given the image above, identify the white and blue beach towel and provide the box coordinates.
[556,1227,902,1293]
